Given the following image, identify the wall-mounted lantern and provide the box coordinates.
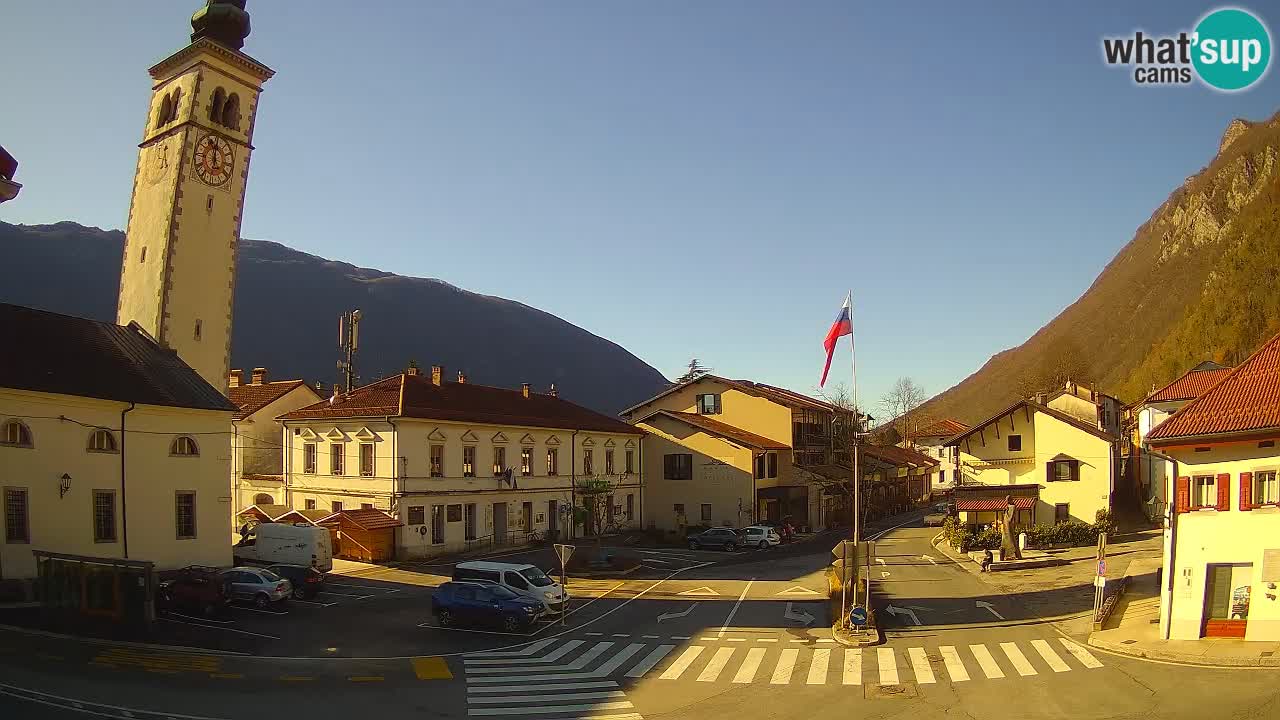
[59,473,72,498]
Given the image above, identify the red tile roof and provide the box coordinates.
[639,410,789,450]
[1143,367,1234,404]
[861,444,940,468]
[621,374,842,416]
[943,399,1115,445]
[321,509,403,531]
[916,418,970,438]
[279,374,641,435]
[956,497,1036,512]
[228,380,311,421]
[1148,331,1280,442]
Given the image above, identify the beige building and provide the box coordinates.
[944,398,1117,528]
[227,368,321,524]
[624,375,856,532]
[277,366,644,558]
[911,418,969,492]
[1148,333,1280,641]
[1,304,236,581]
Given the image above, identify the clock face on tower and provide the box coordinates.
[193,133,234,187]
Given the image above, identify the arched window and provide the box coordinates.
[166,87,182,124]
[88,429,118,453]
[1,420,33,448]
[209,87,226,123]
[155,94,172,129]
[221,93,240,130]
[254,493,275,505]
[171,435,199,457]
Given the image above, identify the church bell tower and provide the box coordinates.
[117,1,273,393]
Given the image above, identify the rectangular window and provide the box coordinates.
[521,447,533,476]
[463,446,475,477]
[361,502,373,510]
[4,488,28,543]
[305,499,316,510]
[547,448,559,476]
[674,503,685,517]
[767,452,778,479]
[696,393,722,415]
[664,453,693,480]
[1054,503,1069,524]
[330,443,345,475]
[625,449,634,474]
[754,454,766,480]
[447,504,462,522]
[626,494,634,521]
[493,446,506,476]
[605,449,615,475]
[175,491,197,539]
[93,490,116,543]
[332,500,343,513]
[430,444,444,477]
[359,443,374,477]
[408,506,425,525]
[1007,435,1022,452]
[303,443,317,474]
[1255,471,1279,505]
[701,503,712,522]
[431,505,445,544]
[1193,475,1217,508]
[1050,460,1076,482]
[583,449,594,476]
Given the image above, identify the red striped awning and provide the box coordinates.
[955,497,1036,512]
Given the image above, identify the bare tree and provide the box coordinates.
[675,358,712,384]
[879,377,929,446]
[575,475,623,560]
[1014,336,1093,400]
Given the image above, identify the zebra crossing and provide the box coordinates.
[461,635,1104,715]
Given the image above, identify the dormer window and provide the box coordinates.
[696,393,722,415]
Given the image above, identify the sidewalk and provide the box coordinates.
[1088,557,1280,667]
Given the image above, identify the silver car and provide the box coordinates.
[220,567,292,608]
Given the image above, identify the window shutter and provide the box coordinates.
[664,454,673,478]
[1175,476,1190,514]
[1046,462,1055,483]
[1070,459,1081,482]
[1240,472,1254,511]
[1216,473,1231,511]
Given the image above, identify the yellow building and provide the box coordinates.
[227,368,321,524]
[944,398,1117,527]
[1148,332,1280,641]
[0,304,236,581]
[277,366,644,558]
[623,375,854,532]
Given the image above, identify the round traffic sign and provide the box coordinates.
[849,606,868,627]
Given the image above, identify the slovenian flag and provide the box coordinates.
[820,294,853,387]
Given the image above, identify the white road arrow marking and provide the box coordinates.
[784,602,815,626]
[880,571,891,578]
[921,555,938,565]
[885,605,921,625]
[677,586,720,596]
[976,601,1005,620]
[657,603,699,623]
[875,559,886,566]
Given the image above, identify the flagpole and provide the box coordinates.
[848,290,861,618]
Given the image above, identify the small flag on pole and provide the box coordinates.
[820,294,853,387]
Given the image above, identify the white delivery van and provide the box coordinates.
[234,523,333,572]
[452,561,568,614]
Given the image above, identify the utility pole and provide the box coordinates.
[337,309,362,393]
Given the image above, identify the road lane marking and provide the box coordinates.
[466,638,559,659]
[697,647,736,682]
[775,586,822,597]
[938,646,969,682]
[1031,639,1070,672]
[468,641,609,674]
[626,645,674,678]
[348,676,384,682]
[467,700,634,716]
[594,643,645,676]
[907,647,935,684]
[757,638,778,643]
[209,673,243,679]
[844,645,865,681]
[877,648,898,685]
[642,635,659,639]
[999,642,1037,676]
[468,691,626,704]
[969,644,1005,678]
[467,681,618,694]
[611,634,630,638]
[157,617,281,640]
[717,578,754,638]
[670,636,691,640]
[280,676,313,682]
[1058,638,1104,669]
[412,656,453,680]
[659,646,704,680]
[677,587,720,596]
[807,648,831,685]
[770,648,798,684]
[733,647,766,683]
[465,640,583,666]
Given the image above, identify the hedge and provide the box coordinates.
[942,513,1113,553]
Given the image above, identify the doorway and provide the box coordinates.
[492,502,507,545]
[464,503,477,541]
[547,500,558,538]
[522,502,533,536]
[1202,563,1252,638]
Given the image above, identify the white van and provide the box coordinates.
[452,561,568,614]
[234,523,333,573]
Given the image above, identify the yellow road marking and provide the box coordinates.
[348,676,385,682]
[210,673,244,679]
[411,656,453,680]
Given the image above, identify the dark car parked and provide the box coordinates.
[156,566,231,617]
[688,527,742,551]
[267,563,327,600]
[432,581,544,632]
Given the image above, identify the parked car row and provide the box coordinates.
[431,560,571,633]
[687,524,784,551]
[156,562,327,616]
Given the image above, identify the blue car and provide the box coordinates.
[432,581,544,632]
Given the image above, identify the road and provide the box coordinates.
[3,521,1280,719]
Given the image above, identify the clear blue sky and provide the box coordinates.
[3,1,1277,408]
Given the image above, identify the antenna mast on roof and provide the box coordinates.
[337,309,362,394]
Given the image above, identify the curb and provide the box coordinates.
[831,623,881,647]
[1086,633,1280,668]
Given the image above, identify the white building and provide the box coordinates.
[911,418,969,491]
[1131,361,1232,510]
[227,367,321,524]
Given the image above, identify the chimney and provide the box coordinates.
[314,381,324,393]
[548,383,557,398]
[329,385,339,405]
[229,369,244,388]
[431,365,443,386]
[522,382,531,398]
[250,367,267,385]
[457,370,467,384]
[406,365,419,377]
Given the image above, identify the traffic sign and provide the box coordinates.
[554,543,575,565]
[849,606,868,627]
[833,540,857,560]
[1097,560,1107,576]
